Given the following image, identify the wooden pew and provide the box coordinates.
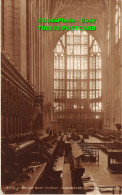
[62,164,73,194]
[48,143,57,156]
[53,156,64,172]
[84,181,101,195]
[82,174,101,194]
[3,163,47,194]
[71,143,85,176]
[107,149,122,173]
[71,143,83,159]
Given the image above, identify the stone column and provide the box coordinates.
[14,0,21,69]
[39,0,43,92]
[34,0,39,92]
[4,0,14,61]
[120,0,122,127]
[20,0,27,79]
[109,2,114,131]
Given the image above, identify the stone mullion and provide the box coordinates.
[109,1,114,130]
[87,34,90,112]
[65,33,67,119]
[42,0,48,131]
[50,49,54,107]
[102,34,107,128]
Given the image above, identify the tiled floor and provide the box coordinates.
[83,137,122,188]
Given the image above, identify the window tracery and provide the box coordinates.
[54,30,102,114]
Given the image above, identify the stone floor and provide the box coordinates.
[84,136,105,143]
[83,136,122,194]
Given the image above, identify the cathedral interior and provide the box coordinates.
[1,0,122,194]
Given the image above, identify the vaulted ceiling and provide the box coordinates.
[47,0,115,52]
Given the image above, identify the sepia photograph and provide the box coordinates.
[1,0,122,194]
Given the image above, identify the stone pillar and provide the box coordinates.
[4,0,14,61]
[14,0,21,69]
[34,0,39,92]
[120,0,122,127]
[39,0,43,92]
[28,0,34,85]
[109,1,114,131]
[20,0,27,79]
[102,39,107,129]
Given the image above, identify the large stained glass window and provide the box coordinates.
[54,31,102,120]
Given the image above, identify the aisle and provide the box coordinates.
[84,137,122,186]
[84,136,103,143]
